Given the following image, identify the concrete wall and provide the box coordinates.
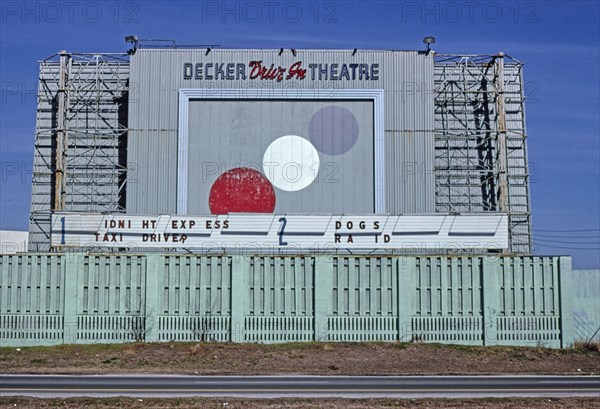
[572,269,600,343]
[1,253,572,348]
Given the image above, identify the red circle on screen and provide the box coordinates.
[208,167,276,214]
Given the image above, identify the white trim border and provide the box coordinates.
[177,88,385,214]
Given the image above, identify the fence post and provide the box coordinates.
[63,252,81,345]
[144,254,160,343]
[230,255,245,343]
[482,256,500,346]
[559,256,574,348]
[398,256,415,343]
[314,255,332,342]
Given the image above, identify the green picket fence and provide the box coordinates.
[0,253,575,348]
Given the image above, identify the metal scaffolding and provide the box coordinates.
[28,52,130,251]
[433,53,532,253]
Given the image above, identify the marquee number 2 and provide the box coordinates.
[278,217,288,246]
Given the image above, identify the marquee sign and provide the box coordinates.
[51,212,508,252]
[183,61,380,82]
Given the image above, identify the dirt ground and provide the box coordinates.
[1,397,599,409]
[1,342,599,375]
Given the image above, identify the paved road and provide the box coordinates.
[1,375,599,398]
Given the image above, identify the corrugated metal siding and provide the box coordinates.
[383,50,435,213]
[127,49,436,215]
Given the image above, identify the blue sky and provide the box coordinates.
[1,0,598,268]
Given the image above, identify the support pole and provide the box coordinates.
[397,256,415,342]
[495,52,508,213]
[482,257,500,345]
[63,253,81,344]
[314,256,332,342]
[144,254,161,342]
[230,256,245,342]
[558,257,574,348]
[54,51,69,211]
